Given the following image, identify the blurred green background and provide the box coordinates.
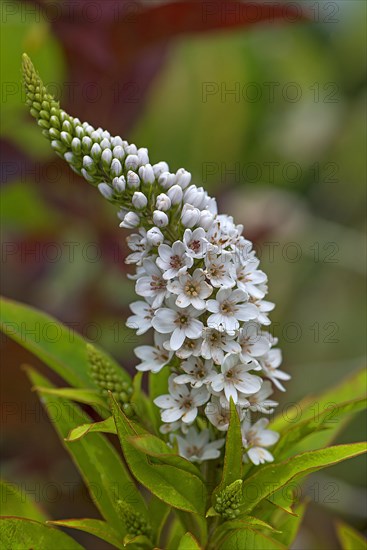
[1,1,366,548]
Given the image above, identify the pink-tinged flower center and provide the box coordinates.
[182,397,193,410]
[190,240,201,253]
[208,264,225,278]
[153,349,169,362]
[186,445,202,458]
[170,255,183,269]
[150,275,166,291]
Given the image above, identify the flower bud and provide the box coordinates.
[137,147,149,165]
[82,136,92,153]
[100,137,110,150]
[153,161,169,178]
[139,164,155,185]
[158,171,176,190]
[64,151,76,164]
[120,211,140,228]
[146,227,164,246]
[98,183,114,200]
[156,193,171,211]
[125,154,139,171]
[126,170,140,189]
[181,204,201,228]
[90,142,101,161]
[83,155,95,172]
[110,158,123,177]
[112,145,125,161]
[101,148,112,169]
[125,144,138,155]
[111,136,123,148]
[184,185,207,209]
[71,137,81,154]
[167,184,183,204]
[175,168,191,189]
[132,191,148,209]
[112,176,126,193]
[60,131,72,146]
[81,168,97,183]
[199,209,215,230]
[153,210,169,227]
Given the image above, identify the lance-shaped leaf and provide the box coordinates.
[241,443,367,514]
[49,518,124,550]
[109,393,207,516]
[270,367,366,432]
[25,366,146,534]
[220,526,287,550]
[0,480,47,522]
[178,531,202,549]
[34,387,109,414]
[128,433,203,479]
[66,416,116,442]
[273,397,367,459]
[0,296,130,388]
[336,520,367,550]
[270,501,306,548]
[211,516,279,548]
[0,517,83,550]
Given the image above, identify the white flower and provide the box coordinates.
[181,204,201,228]
[135,259,169,308]
[184,185,208,209]
[156,193,171,211]
[237,381,278,414]
[250,298,274,326]
[154,375,209,424]
[183,228,208,259]
[205,396,245,432]
[153,210,169,227]
[167,268,212,310]
[135,334,173,373]
[153,161,169,178]
[167,184,183,204]
[205,251,236,288]
[210,353,262,403]
[126,300,155,335]
[236,259,267,299]
[237,324,271,362]
[169,337,202,359]
[241,418,279,465]
[157,241,193,280]
[146,227,164,246]
[174,357,216,388]
[175,168,191,189]
[126,229,149,265]
[132,191,148,209]
[173,427,224,462]
[152,304,203,351]
[119,211,140,229]
[201,328,241,365]
[138,163,155,184]
[207,288,258,332]
[260,349,290,391]
[98,182,113,199]
[126,170,140,188]
[199,209,214,230]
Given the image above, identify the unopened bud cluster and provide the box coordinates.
[87,344,133,415]
[117,499,152,539]
[214,480,243,519]
[23,55,289,465]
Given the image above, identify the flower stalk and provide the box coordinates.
[22,54,289,467]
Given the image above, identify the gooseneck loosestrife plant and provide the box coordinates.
[0,56,365,550]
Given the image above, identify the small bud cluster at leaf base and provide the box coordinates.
[22,54,290,466]
[87,344,133,416]
[214,480,243,519]
[117,500,152,540]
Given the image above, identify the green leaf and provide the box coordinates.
[336,521,367,550]
[66,416,116,442]
[148,367,170,432]
[109,393,207,516]
[270,501,306,547]
[212,516,279,546]
[165,517,185,550]
[131,373,157,433]
[148,495,170,545]
[274,397,367,459]
[0,296,130,388]
[35,387,109,414]
[270,367,366,432]
[241,443,367,514]
[49,518,124,549]
[220,527,286,550]
[214,398,242,498]
[128,434,203,479]
[0,480,47,522]
[25,367,146,534]
[0,517,84,550]
[178,531,202,549]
